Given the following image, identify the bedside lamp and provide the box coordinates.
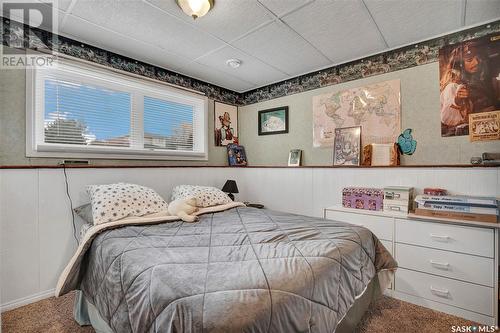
[222,180,239,201]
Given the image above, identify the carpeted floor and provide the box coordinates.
[1,291,482,333]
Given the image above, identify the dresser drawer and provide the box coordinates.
[325,210,393,241]
[396,243,494,287]
[395,219,494,258]
[395,268,494,316]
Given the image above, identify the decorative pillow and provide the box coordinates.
[171,185,232,208]
[79,223,92,241]
[86,183,169,225]
[74,203,93,224]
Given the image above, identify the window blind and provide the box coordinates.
[144,96,194,151]
[44,79,131,147]
[27,60,208,160]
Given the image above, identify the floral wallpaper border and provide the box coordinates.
[1,16,242,105]
[241,20,500,105]
[2,17,499,106]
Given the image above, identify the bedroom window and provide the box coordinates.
[26,61,208,160]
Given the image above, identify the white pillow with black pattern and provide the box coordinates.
[79,223,92,241]
[171,185,232,208]
[86,183,169,225]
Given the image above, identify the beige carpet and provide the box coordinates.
[1,291,482,333]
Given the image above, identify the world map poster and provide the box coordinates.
[312,79,401,148]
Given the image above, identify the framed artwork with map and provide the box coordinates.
[312,79,401,147]
[258,106,289,135]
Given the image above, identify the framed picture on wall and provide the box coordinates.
[438,34,500,137]
[214,101,238,146]
[288,149,302,166]
[258,106,289,135]
[333,126,361,166]
[227,144,248,167]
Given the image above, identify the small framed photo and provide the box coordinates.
[333,126,361,166]
[288,149,302,167]
[227,144,248,167]
[258,106,289,135]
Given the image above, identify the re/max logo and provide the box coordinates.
[451,326,498,332]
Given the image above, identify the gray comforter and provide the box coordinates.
[78,206,396,332]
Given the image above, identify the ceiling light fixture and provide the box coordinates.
[176,0,214,19]
[226,58,241,69]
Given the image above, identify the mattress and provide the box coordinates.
[58,205,397,332]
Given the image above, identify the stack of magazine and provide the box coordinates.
[482,153,500,167]
[414,194,499,223]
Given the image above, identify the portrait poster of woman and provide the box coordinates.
[439,33,500,137]
[214,102,238,146]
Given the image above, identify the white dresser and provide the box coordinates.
[323,205,499,325]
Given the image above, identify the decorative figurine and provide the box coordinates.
[397,128,417,155]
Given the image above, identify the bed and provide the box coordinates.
[57,204,397,333]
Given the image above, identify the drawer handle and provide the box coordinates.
[385,192,401,199]
[389,206,401,211]
[430,234,450,242]
[430,286,449,297]
[430,260,450,270]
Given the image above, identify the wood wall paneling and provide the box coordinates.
[0,167,498,311]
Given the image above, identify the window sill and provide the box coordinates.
[26,147,208,161]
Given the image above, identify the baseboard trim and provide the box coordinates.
[1,289,55,313]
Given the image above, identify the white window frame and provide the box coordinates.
[26,60,208,160]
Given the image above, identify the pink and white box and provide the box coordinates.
[342,187,384,211]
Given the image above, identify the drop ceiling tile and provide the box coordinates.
[145,0,274,42]
[196,46,288,86]
[61,15,253,91]
[26,0,73,12]
[465,0,500,25]
[7,1,72,32]
[6,7,66,32]
[60,14,195,74]
[258,0,311,17]
[185,62,257,92]
[37,0,497,94]
[68,0,224,59]
[364,0,463,47]
[283,0,386,64]
[232,21,331,76]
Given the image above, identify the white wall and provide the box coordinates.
[237,167,500,216]
[1,166,499,311]
[0,167,238,311]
